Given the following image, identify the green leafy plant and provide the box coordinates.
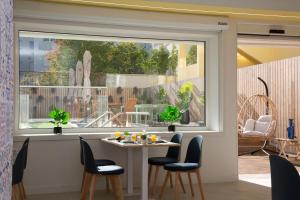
[160,105,181,123]
[49,107,70,127]
[177,82,193,112]
[156,86,169,104]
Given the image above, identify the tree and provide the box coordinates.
[186,45,197,66]
[143,45,170,74]
[110,42,148,74]
[169,45,178,73]
[45,39,179,86]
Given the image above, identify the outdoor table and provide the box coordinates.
[275,138,300,160]
[101,138,180,200]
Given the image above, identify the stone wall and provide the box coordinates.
[0,0,13,199]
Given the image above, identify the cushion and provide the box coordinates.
[97,165,124,175]
[243,131,265,137]
[254,121,270,133]
[243,119,256,132]
[95,159,116,166]
[164,163,199,171]
[148,157,178,166]
[257,115,272,122]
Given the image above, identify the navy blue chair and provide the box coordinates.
[269,155,300,200]
[160,136,205,200]
[12,139,29,200]
[79,136,115,193]
[23,138,30,170]
[80,138,124,200]
[148,133,183,193]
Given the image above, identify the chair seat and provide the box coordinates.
[164,163,199,171]
[148,157,178,165]
[97,165,124,175]
[95,159,116,166]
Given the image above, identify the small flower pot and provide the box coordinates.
[168,125,176,132]
[53,127,62,134]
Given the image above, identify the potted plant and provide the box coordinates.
[160,105,181,132]
[49,107,71,134]
[177,82,193,124]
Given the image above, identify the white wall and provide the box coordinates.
[13,0,238,195]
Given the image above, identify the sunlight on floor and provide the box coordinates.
[239,174,271,187]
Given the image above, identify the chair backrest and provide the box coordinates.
[80,138,97,173]
[22,137,30,169]
[184,136,203,165]
[12,144,27,185]
[79,136,84,165]
[269,155,300,200]
[124,98,137,112]
[166,133,183,161]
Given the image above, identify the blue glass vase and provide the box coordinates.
[287,119,295,139]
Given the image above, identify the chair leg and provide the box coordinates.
[169,173,173,188]
[106,176,110,193]
[110,175,124,200]
[17,183,23,200]
[151,166,160,194]
[188,172,194,197]
[178,173,186,194]
[81,170,86,192]
[175,172,180,200]
[148,164,153,185]
[14,185,19,200]
[12,185,16,200]
[196,169,205,200]
[89,175,97,200]
[21,182,26,199]
[159,171,170,200]
[81,172,92,200]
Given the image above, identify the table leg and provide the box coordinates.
[127,148,133,194]
[141,147,149,200]
[296,144,300,160]
[282,141,288,158]
[278,141,284,156]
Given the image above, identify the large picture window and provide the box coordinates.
[18,31,205,130]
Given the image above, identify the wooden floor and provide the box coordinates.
[239,155,300,174]
[27,156,278,200]
[27,181,271,200]
[26,155,300,200]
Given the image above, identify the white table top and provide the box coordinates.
[101,138,180,148]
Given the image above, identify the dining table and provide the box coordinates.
[101,137,180,200]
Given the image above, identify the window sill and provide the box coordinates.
[13,130,221,142]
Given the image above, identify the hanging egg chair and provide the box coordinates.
[238,78,278,156]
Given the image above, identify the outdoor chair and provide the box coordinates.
[238,94,277,155]
[160,136,205,200]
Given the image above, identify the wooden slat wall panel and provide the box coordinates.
[238,56,300,139]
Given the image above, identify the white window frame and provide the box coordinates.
[14,17,221,135]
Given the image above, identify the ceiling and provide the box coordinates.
[32,0,300,22]
[151,0,300,12]
[237,38,300,68]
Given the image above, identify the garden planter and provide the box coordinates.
[53,127,62,134]
[168,125,176,132]
[180,110,190,124]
